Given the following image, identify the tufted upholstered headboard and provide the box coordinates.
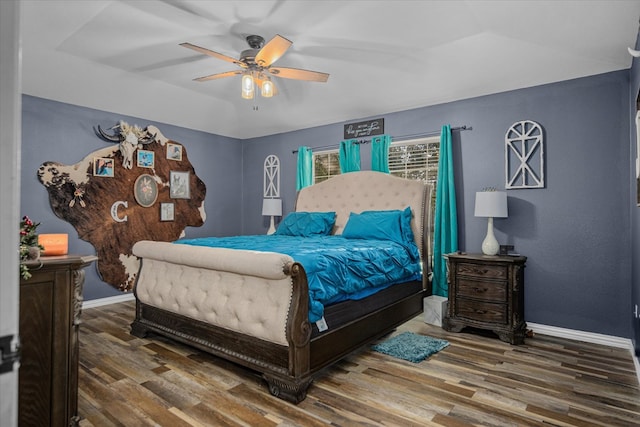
[295,171,431,263]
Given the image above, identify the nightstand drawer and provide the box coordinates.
[456,299,507,324]
[457,278,506,302]
[457,262,507,280]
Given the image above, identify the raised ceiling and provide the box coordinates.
[20,0,640,139]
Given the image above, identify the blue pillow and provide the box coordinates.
[275,211,336,237]
[342,207,419,259]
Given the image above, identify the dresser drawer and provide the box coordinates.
[457,278,507,302]
[455,299,507,324]
[457,262,508,280]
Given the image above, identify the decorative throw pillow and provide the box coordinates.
[342,207,419,258]
[275,211,336,237]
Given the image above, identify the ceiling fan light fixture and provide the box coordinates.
[261,78,274,98]
[241,72,254,100]
[182,34,329,100]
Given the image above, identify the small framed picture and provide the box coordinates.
[137,150,155,168]
[170,171,190,199]
[167,143,183,161]
[134,174,158,207]
[160,203,175,221]
[93,157,114,177]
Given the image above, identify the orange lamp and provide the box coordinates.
[38,233,68,256]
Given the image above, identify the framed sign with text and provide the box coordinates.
[344,118,384,139]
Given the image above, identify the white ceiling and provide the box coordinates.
[20,0,640,139]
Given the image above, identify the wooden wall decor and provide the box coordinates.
[263,154,280,198]
[37,123,207,291]
[505,120,545,189]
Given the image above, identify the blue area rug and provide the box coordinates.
[371,332,449,363]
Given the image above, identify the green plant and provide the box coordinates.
[20,215,44,280]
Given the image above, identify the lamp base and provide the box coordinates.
[481,217,500,256]
[266,216,276,235]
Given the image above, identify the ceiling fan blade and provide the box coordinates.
[180,42,245,67]
[268,66,329,82]
[193,70,243,82]
[255,35,292,67]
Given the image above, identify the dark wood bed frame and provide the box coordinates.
[130,171,431,403]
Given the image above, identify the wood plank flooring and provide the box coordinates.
[78,301,640,426]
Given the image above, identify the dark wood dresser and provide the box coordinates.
[443,253,527,344]
[19,255,97,427]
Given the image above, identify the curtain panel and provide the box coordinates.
[371,134,391,173]
[432,124,458,297]
[296,146,313,191]
[339,139,361,173]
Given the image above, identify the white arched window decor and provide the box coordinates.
[505,120,544,189]
[264,155,280,198]
[262,155,282,234]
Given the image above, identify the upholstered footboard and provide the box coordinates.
[130,240,313,403]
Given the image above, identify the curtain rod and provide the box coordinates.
[291,125,472,154]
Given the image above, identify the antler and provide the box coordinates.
[94,125,124,143]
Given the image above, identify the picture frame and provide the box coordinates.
[93,157,114,177]
[134,174,158,207]
[170,171,190,199]
[160,202,175,221]
[167,143,183,161]
[137,150,155,168]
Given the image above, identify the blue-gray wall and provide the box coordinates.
[242,71,632,339]
[21,95,243,300]
[22,69,633,339]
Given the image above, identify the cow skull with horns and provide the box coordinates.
[95,121,156,169]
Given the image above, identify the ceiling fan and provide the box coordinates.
[180,34,329,99]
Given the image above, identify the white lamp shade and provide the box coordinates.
[474,191,508,218]
[262,198,282,216]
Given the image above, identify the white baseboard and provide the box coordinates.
[528,322,640,387]
[528,322,630,348]
[82,293,135,309]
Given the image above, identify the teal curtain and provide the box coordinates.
[432,125,458,297]
[296,146,313,191]
[339,139,361,173]
[371,134,391,173]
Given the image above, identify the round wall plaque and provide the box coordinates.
[134,174,158,207]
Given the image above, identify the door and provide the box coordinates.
[0,1,22,425]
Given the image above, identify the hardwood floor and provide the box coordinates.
[78,301,640,426]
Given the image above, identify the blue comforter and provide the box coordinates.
[176,235,422,323]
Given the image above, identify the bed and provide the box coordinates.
[130,170,432,403]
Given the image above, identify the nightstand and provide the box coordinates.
[442,253,527,345]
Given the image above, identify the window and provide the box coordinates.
[389,137,440,269]
[388,136,440,187]
[312,136,440,189]
[313,150,340,184]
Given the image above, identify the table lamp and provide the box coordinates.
[262,198,282,235]
[474,190,508,256]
